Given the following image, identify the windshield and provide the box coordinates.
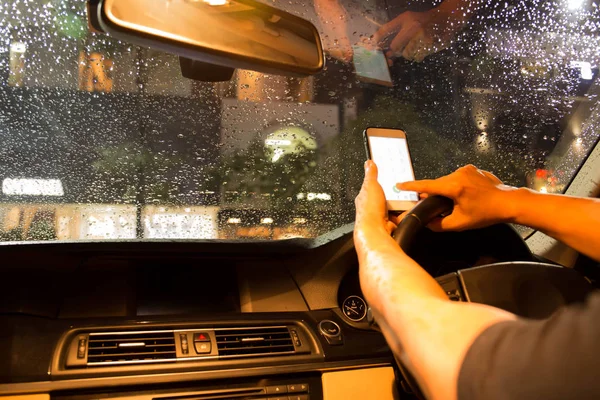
[1,0,599,242]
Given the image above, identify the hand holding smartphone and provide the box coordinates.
[363,127,418,211]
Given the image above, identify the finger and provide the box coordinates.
[396,178,450,196]
[413,33,434,62]
[402,174,462,197]
[402,33,422,61]
[389,22,421,56]
[389,211,408,225]
[427,215,461,232]
[356,161,390,229]
[374,16,405,44]
[356,161,380,212]
[385,220,397,234]
[356,161,376,207]
[363,160,378,184]
[419,193,429,199]
[342,49,353,63]
[414,49,428,63]
[426,218,444,232]
[427,216,453,232]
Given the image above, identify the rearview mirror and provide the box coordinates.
[95,0,324,77]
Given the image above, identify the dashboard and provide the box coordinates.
[0,223,534,399]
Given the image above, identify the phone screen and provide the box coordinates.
[352,45,393,87]
[368,135,419,203]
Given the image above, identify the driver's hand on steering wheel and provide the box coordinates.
[397,164,519,231]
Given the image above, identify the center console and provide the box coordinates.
[53,375,322,400]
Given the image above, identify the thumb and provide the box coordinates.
[427,214,462,232]
[364,160,378,182]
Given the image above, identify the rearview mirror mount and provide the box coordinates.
[179,57,235,82]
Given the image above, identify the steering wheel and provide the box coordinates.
[387,195,594,399]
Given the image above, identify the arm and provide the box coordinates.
[313,0,353,62]
[354,161,516,400]
[398,165,600,262]
[510,190,600,261]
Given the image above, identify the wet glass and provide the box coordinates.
[1,0,599,242]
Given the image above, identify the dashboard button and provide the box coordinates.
[193,332,210,342]
[319,320,343,345]
[290,329,302,346]
[77,338,87,359]
[288,395,309,400]
[194,341,211,354]
[288,383,309,393]
[266,385,288,395]
[179,333,189,354]
[319,320,341,337]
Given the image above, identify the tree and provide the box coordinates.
[91,142,181,204]
[206,133,318,213]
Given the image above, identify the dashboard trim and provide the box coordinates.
[0,360,393,395]
[457,272,471,302]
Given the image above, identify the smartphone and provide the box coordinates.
[364,127,419,211]
[352,45,393,87]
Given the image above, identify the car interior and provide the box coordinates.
[1,0,600,399]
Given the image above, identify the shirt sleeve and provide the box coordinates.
[458,292,600,400]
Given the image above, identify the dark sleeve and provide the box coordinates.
[458,292,600,400]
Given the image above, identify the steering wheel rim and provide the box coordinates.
[393,195,454,251]
[390,195,455,400]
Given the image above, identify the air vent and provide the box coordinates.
[87,330,176,365]
[215,326,295,358]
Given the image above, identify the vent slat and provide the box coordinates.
[89,337,174,343]
[88,350,176,359]
[217,344,294,351]
[88,342,175,348]
[215,327,295,357]
[215,332,291,339]
[90,332,171,338]
[89,342,173,350]
[89,345,176,355]
[216,328,289,333]
[86,331,176,366]
[216,338,292,345]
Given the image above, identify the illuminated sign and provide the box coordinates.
[2,178,64,196]
[570,61,593,80]
[296,192,332,201]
